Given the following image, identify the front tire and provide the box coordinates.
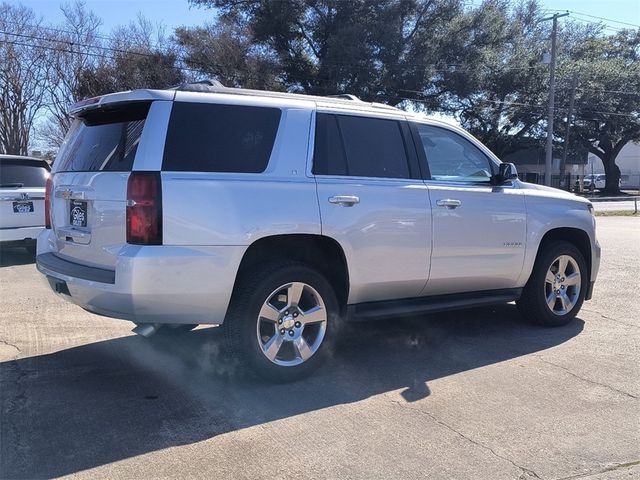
[517,241,588,327]
[223,261,339,382]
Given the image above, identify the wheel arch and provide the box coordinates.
[234,234,350,310]
[534,227,592,284]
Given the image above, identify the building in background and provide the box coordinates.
[502,140,588,189]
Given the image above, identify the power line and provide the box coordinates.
[1,18,125,44]
[564,10,640,29]
[544,9,639,32]
[0,28,546,76]
[0,29,175,63]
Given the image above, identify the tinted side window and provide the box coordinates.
[313,113,410,179]
[416,125,493,183]
[163,102,281,173]
[338,116,410,179]
[313,114,347,175]
[0,162,49,187]
[56,102,150,172]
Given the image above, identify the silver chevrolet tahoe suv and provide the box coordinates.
[37,82,600,381]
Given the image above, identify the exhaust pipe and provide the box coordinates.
[132,323,159,337]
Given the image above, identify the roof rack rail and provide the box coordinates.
[168,81,403,112]
[325,94,362,101]
[173,79,226,92]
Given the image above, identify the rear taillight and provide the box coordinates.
[44,175,53,229]
[126,172,162,245]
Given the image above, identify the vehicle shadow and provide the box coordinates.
[0,304,583,479]
[0,247,35,267]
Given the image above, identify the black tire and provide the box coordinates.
[155,324,198,335]
[222,261,340,382]
[517,240,588,327]
[24,244,36,255]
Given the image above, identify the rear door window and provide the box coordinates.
[0,161,49,187]
[162,102,282,173]
[55,102,150,172]
[313,113,411,179]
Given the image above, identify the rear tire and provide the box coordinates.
[24,244,36,255]
[517,241,587,327]
[222,261,340,382]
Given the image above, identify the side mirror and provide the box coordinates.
[496,162,518,184]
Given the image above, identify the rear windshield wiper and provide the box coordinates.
[0,183,24,188]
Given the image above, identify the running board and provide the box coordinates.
[347,288,522,322]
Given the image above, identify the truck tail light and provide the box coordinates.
[45,175,53,229]
[126,172,162,245]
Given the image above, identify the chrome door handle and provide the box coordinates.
[436,199,462,209]
[328,195,360,207]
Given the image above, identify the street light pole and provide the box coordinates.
[542,12,569,186]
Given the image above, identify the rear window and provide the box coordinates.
[0,161,49,188]
[162,102,281,173]
[55,102,150,172]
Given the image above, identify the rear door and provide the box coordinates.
[412,123,526,295]
[49,101,160,269]
[0,158,49,229]
[314,112,431,304]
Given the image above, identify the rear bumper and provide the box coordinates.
[0,225,43,243]
[36,231,246,325]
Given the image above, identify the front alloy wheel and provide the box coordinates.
[544,255,581,315]
[517,240,587,327]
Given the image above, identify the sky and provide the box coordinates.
[7,0,640,34]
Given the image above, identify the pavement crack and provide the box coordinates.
[552,459,640,479]
[581,308,639,329]
[534,357,638,400]
[388,398,542,479]
[0,339,21,352]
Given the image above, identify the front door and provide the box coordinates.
[412,123,527,295]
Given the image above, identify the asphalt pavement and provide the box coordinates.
[0,216,638,480]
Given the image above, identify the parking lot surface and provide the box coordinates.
[1,216,639,480]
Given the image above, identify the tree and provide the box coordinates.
[188,0,498,103]
[0,3,49,155]
[557,29,640,194]
[175,18,281,90]
[432,0,551,157]
[40,1,103,149]
[75,15,185,99]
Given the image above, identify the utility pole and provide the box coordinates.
[560,73,579,180]
[541,12,569,186]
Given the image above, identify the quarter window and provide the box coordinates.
[163,102,281,173]
[313,113,410,179]
[416,124,493,183]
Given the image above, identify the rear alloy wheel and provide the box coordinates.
[223,262,339,382]
[517,241,587,327]
[256,282,328,367]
